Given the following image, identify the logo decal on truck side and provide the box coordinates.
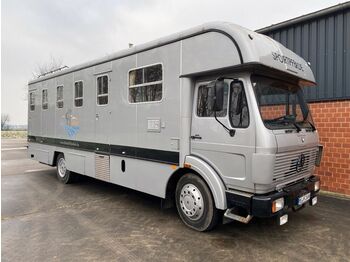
[63,109,80,138]
[272,52,304,72]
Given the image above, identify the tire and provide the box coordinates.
[175,173,219,231]
[56,153,76,184]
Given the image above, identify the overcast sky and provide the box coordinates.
[1,0,347,125]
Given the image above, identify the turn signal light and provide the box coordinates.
[184,163,191,168]
[314,181,320,192]
[272,197,284,213]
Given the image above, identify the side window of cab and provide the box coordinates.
[229,81,249,128]
[197,82,229,117]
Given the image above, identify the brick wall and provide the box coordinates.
[259,100,350,195]
[260,105,285,119]
[310,100,350,195]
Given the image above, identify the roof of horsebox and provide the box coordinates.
[28,21,315,85]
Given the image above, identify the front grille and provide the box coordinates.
[273,147,318,182]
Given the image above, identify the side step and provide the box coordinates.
[224,208,253,224]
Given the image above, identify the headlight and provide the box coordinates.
[272,197,284,213]
[314,181,320,191]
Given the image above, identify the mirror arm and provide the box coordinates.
[214,111,236,137]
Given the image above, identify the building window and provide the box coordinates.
[42,89,48,110]
[29,92,35,111]
[129,64,162,103]
[56,86,64,108]
[197,83,228,117]
[74,81,83,107]
[97,75,108,105]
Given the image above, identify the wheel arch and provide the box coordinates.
[52,151,63,166]
[166,155,227,210]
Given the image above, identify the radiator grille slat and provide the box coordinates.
[95,154,110,182]
[273,147,318,182]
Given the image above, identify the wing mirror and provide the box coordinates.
[210,79,225,112]
[208,78,236,137]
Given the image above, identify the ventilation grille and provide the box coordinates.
[273,147,318,182]
[95,154,110,182]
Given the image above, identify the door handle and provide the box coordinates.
[190,134,202,140]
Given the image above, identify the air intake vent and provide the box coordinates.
[95,154,110,182]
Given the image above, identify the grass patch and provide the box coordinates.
[1,131,27,139]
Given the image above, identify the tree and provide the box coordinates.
[24,56,68,101]
[32,55,67,79]
[1,114,10,130]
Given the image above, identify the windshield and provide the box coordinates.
[251,75,314,130]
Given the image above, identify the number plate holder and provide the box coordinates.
[297,192,311,206]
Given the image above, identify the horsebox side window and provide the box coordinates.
[29,91,35,111]
[128,64,162,103]
[97,75,108,105]
[56,86,64,108]
[74,81,83,107]
[42,89,48,110]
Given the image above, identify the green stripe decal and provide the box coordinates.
[28,135,179,165]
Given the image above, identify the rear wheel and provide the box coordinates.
[56,153,76,184]
[175,173,219,231]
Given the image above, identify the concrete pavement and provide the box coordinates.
[2,139,350,261]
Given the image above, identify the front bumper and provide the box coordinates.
[226,176,320,218]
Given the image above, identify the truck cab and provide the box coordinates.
[187,69,321,227]
[174,24,323,230]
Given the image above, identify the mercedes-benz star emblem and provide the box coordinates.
[296,154,306,172]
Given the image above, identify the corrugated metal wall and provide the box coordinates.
[258,6,350,102]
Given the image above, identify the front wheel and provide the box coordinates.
[56,153,77,184]
[175,173,219,231]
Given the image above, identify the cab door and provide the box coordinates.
[190,79,255,190]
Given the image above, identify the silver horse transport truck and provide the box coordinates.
[28,22,323,231]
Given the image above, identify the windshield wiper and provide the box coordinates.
[303,109,316,132]
[269,115,296,123]
[292,122,302,132]
[307,121,316,132]
[266,115,301,132]
[266,116,302,132]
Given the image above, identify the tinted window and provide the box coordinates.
[129,64,162,103]
[42,89,48,110]
[97,76,108,105]
[29,92,35,111]
[74,81,83,107]
[229,81,249,128]
[144,64,162,83]
[197,83,228,117]
[56,86,64,108]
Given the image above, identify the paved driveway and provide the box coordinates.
[2,139,350,261]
